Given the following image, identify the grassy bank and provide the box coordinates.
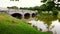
[0,13,49,34]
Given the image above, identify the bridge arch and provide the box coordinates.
[32,13,36,18]
[11,13,22,19]
[24,13,30,19]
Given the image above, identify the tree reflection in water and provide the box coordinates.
[37,14,57,33]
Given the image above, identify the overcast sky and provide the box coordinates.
[0,0,43,8]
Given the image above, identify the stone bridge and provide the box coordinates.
[0,8,38,19]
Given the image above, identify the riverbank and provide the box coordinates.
[0,13,49,34]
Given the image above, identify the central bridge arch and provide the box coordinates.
[11,13,22,19]
[24,13,30,19]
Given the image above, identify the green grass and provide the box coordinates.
[0,13,49,34]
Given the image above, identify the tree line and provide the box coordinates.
[7,0,60,16]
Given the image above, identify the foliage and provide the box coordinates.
[20,7,29,10]
[41,0,53,3]
[20,0,56,14]
[52,8,58,16]
[41,0,47,3]
[7,6,19,9]
[20,6,42,14]
[40,4,46,11]
[37,14,57,31]
[40,0,55,13]
[20,6,40,10]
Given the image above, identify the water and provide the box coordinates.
[28,19,60,34]
[50,20,60,34]
[29,20,48,32]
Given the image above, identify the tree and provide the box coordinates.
[40,0,55,13]
[7,6,19,9]
[40,4,46,11]
[46,1,55,13]
[41,0,53,3]
[33,6,40,10]
[11,6,19,9]
[40,0,57,32]
[52,7,58,16]
[41,0,47,3]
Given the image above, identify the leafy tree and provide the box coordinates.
[33,6,40,10]
[40,0,58,32]
[41,0,53,3]
[7,6,19,9]
[40,0,55,13]
[20,7,33,10]
[46,1,55,13]
[28,7,34,10]
[40,4,46,11]
[41,0,47,3]
[52,7,58,16]
[12,6,19,9]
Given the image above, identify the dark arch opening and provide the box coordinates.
[24,13,30,19]
[11,13,22,19]
[32,13,36,18]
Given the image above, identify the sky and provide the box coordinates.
[0,0,43,8]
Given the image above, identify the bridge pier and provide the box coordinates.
[22,14,24,19]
